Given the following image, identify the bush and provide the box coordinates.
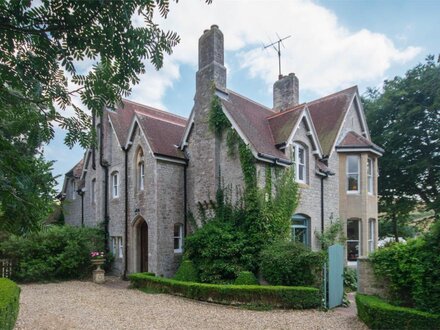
[371,222,440,314]
[0,278,20,330]
[234,271,258,285]
[0,225,105,282]
[260,241,324,287]
[356,294,440,330]
[174,260,198,282]
[129,273,320,309]
[343,267,357,292]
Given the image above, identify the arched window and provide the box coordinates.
[291,214,310,246]
[136,148,145,191]
[111,172,119,198]
[71,180,76,200]
[293,143,307,184]
[174,223,183,253]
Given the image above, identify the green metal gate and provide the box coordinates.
[327,244,344,308]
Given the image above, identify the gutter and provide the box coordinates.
[257,152,292,166]
[122,146,130,280]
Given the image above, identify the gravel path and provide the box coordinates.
[15,278,367,330]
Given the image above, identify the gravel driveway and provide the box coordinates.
[15,277,367,330]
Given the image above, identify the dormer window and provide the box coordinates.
[347,155,360,193]
[293,143,306,184]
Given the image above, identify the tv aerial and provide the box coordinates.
[263,33,291,79]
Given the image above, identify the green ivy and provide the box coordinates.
[208,95,229,136]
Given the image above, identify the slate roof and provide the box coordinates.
[308,86,358,156]
[66,159,84,178]
[109,99,187,159]
[336,131,384,154]
[268,104,306,146]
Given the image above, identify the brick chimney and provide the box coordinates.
[273,73,299,112]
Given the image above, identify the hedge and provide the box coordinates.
[0,278,20,330]
[356,294,440,330]
[129,273,320,309]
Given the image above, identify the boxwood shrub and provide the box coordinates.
[356,294,440,330]
[129,273,320,309]
[174,260,198,282]
[234,271,258,285]
[0,278,20,330]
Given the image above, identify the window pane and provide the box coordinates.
[298,164,305,180]
[347,219,359,240]
[174,238,180,250]
[347,156,358,173]
[347,241,359,261]
[294,228,307,244]
[348,174,359,191]
[292,219,306,226]
[174,224,181,237]
[298,147,305,164]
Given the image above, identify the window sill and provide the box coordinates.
[174,250,183,254]
[347,191,360,195]
[297,183,309,189]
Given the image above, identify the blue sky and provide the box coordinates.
[45,0,439,191]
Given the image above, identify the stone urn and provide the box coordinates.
[91,258,105,271]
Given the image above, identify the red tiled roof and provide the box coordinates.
[136,112,186,159]
[268,104,306,146]
[109,99,187,159]
[337,131,384,154]
[221,90,290,162]
[308,86,357,156]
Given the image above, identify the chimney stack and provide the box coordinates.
[273,73,299,112]
[196,24,226,92]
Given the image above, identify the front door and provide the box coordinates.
[140,221,148,272]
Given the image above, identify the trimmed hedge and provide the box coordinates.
[174,260,198,282]
[129,273,320,309]
[0,278,20,330]
[234,271,258,285]
[356,294,440,330]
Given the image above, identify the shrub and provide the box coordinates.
[356,294,440,330]
[343,267,357,292]
[260,240,324,287]
[234,271,258,285]
[0,278,20,330]
[129,273,320,309]
[174,260,198,282]
[371,221,440,314]
[0,225,105,282]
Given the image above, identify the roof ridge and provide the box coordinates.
[135,111,187,127]
[227,89,274,112]
[308,85,357,105]
[267,103,306,120]
[122,98,188,121]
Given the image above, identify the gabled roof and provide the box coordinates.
[268,104,306,146]
[135,112,186,160]
[220,90,290,163]
[109,99,187,147]
[336,131,384,155]
[66,159,84,178]
[308,86,358,156]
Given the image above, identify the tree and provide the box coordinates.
[364,56,440,235]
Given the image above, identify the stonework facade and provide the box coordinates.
[61,25,383,277]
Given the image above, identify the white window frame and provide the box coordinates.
[367,158,374,195]
[174,223,183,253]
[71,180,76,200]
[293,143,306,184]
[111,237,117,256]
[368,219,375,253]
[139,162,145,191]
[118,237,123,258]
[347,155,360,193]
[112,172,119,198]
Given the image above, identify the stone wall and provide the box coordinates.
[357,257,389,298]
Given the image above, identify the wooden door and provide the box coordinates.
[140,221,148,272]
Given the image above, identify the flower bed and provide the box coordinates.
[129,273,320,309]
[356,294,440,330]
[0,278,20,330]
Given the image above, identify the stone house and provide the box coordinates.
[60,25,383,277]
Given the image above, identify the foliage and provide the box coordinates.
[364,56,440,222]
[315,218,346,250]
[208,95,230,136]
[174,260,199,282]
[356,294,440,330]
[0,278,20,330]
[260,241,325,287]
[343,267,357,292]
[0,101,57,235]
[0,225,105,282]
[234,271,258,285]
[371,221,440,314]
[129,273,321,309]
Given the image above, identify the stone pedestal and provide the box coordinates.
[93,269,105,284]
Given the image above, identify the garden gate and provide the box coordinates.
[327,244,344,308]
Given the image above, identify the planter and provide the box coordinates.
[91,258,105,271]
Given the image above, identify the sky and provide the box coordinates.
[45,0,440,191]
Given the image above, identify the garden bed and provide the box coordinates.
[0,278,20,330]
[129,273,320,309]
[356,294,440,330]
